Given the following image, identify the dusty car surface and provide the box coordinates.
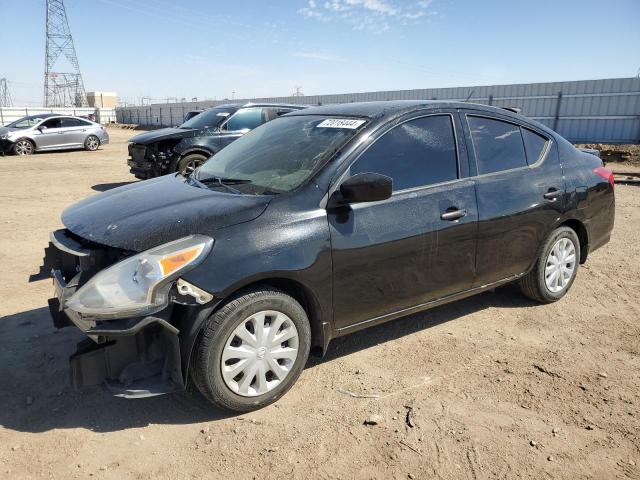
[0,114,109,155]
[126,102,306,179]
[43,100,615,412]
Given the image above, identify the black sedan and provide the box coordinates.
[44,100,615,412]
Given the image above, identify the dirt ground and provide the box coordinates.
[1,128,639,480]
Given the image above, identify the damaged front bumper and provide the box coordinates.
[43,229,207,398]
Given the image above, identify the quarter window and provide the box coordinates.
[351,115,458,192]
[468,116,527,174]
[224,108,265,131]
[522,128,548,165]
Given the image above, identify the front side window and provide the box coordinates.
[179,107,236,129]
[351,115,458,192]
[468,116,527,175]
[41,118,62,129]
[196,115,365,193]
[224,108,265,132]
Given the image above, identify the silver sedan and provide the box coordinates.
[0,114,109,155]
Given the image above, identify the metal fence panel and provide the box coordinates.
[115,77,640,143]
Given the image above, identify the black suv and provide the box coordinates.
[127,103,306,179]
[45,101,615,412]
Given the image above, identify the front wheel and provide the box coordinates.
[177,153,207,176]
[13,139,35,155]
[519,226,580,303]
[84,135,100,151]
[191,287,311,412]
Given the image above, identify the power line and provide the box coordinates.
[44,0,87,107]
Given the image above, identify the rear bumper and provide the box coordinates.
[44,231,187,398]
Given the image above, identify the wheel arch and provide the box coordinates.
[559,218,589,263]
[181,276,330,385]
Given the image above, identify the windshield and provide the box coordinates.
[6,115,49,129]
[180,107,235,129]
[196,115,367,193]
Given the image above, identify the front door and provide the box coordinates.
[329,113,478,331]
[461,111,566,286]
[33,117,65,149]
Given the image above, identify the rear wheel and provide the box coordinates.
[84,135,100,151]
[191,287,311,412]
[519,226,580,303]
[177,153,207,176]
[13,139,35,155]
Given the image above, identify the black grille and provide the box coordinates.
[128,144,147,162]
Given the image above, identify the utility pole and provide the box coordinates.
[44,0,87,107]
[0,78,12,107]
[291,86,304,97]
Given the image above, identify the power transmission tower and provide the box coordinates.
[0,78,12,107]
[291,86,304,97]
[44,0,87,107]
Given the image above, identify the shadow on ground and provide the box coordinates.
[91,181,137,192]
[0,284,534,433]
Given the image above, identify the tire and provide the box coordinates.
[177,153,208,176]
[13,139,35,155]
[191,286,311,412]
[84,135,100,151]
[519,226,580,303]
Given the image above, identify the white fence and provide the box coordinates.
[0,107,117,126]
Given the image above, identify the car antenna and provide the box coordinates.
[464,89,475,102]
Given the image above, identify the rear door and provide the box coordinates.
[461,111,565,286]
[329,112,478,331]
[60,117,91,146]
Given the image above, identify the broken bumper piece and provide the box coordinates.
[45,233,186,398]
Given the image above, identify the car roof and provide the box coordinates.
[286,100,527,120]
[206,103,307,110]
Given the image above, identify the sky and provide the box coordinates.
[1,0,639,106]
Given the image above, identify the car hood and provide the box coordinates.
[62,174,272,251]
[128,127,202,145]
[0,126,20,137]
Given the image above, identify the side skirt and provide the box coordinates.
[335,273,525,336]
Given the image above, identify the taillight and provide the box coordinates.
[593,166,614,190]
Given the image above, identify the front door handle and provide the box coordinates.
[543,189,563,200]
[441,208,467,221]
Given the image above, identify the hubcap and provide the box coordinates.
[183,160,200,175]
[87,137,99,150]
[221,310,299,397]
[15,140,33,155]
[545,237,576,293]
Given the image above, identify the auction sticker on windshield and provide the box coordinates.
[316,119,366,129]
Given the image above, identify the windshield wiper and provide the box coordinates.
[195,175,252,194]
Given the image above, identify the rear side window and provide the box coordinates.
[522,128,548,164]
[351,115,458,192]
[61,118,91,127]
[225,108,264,131]
[468,116,527,174]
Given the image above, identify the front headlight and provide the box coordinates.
[0,134,9,140]
[66,235,213,319]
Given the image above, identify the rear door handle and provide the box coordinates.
[441,208,467,221]
[543,189,563,200]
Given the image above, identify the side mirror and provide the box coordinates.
[332,172,392,206]
[38,126,48,131]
